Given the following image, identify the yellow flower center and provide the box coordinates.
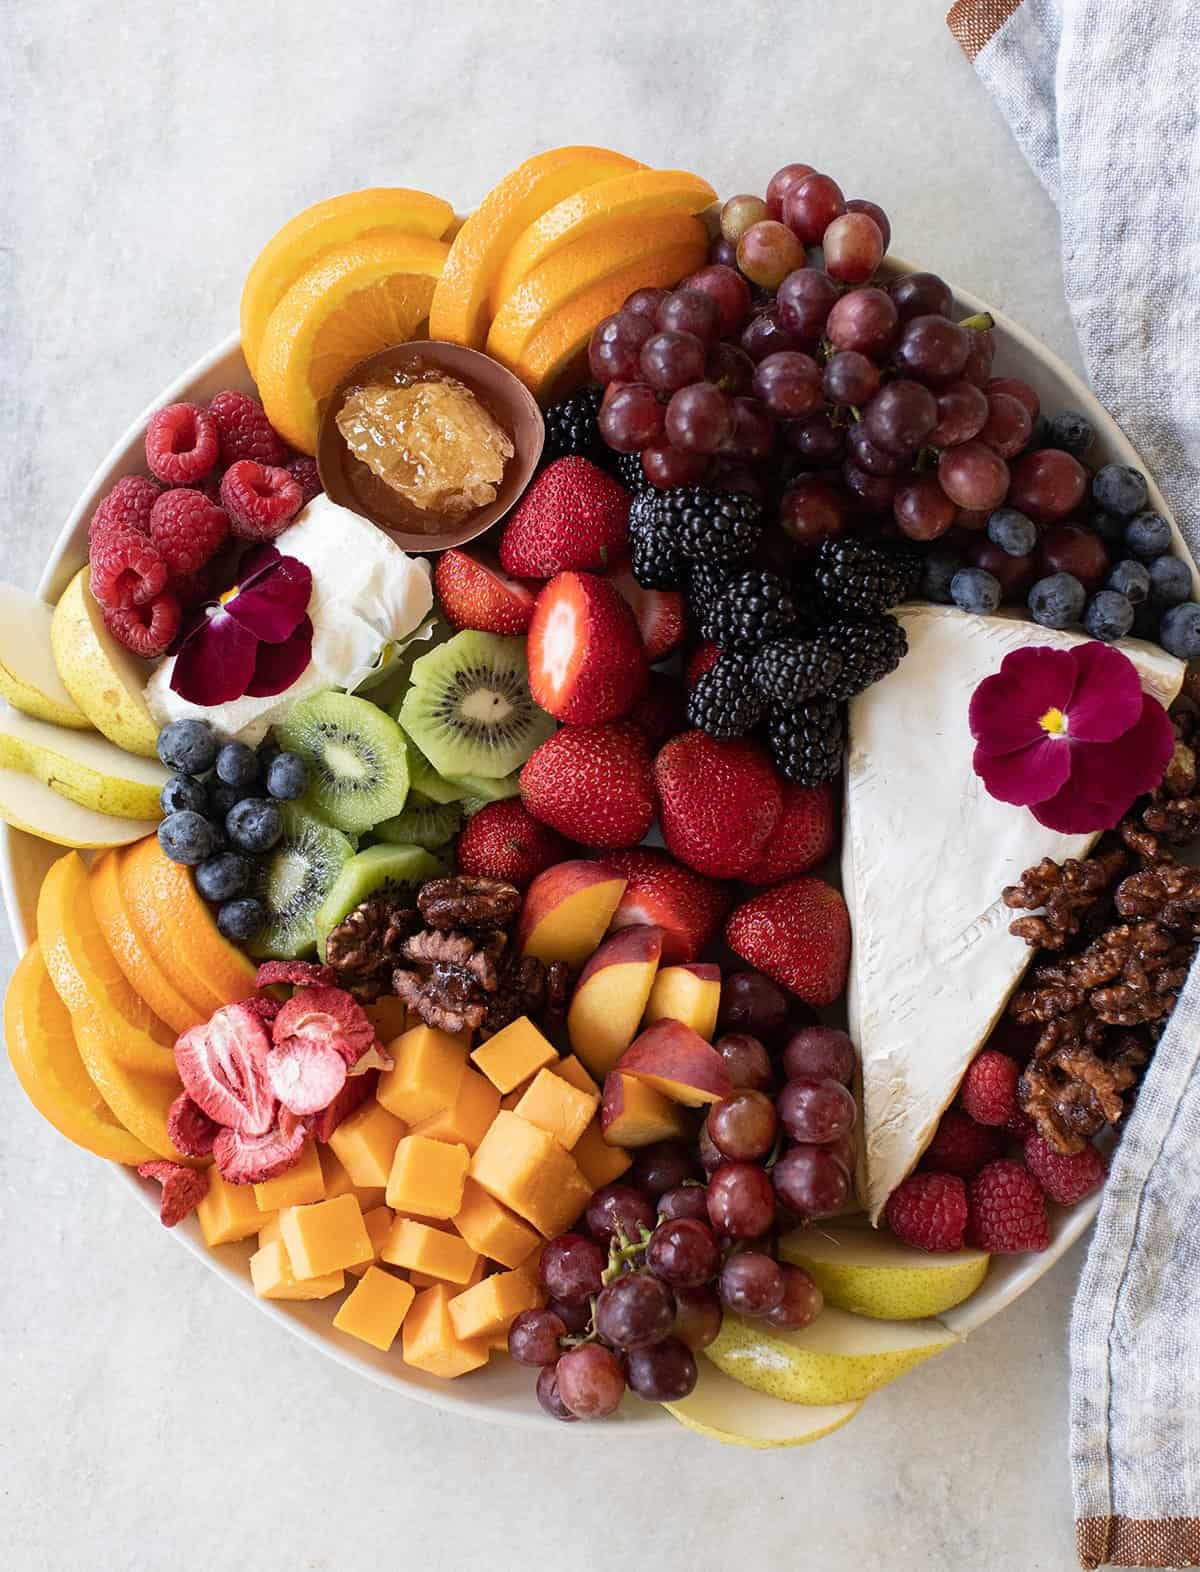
[218,584,240,608]
[1039,706,1068,737]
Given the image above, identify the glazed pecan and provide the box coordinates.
[417,877,521,933]
[392,926,508,1034]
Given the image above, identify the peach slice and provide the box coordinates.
[516,860,627,970]
[566,924,663,1078]
[617,1020,733,1107]
[643,962,722,1042]
[5,943,156,1165]
[600,1070,690,1148]
[90,850,205,1036]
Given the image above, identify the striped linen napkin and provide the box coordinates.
[947,4,1200,1566]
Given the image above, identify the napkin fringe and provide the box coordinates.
[1077,1514,1200,1569]
[946,0,1024,60]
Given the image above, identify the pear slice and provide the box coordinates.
[0,769,158,848]
[0,705,168,819]
[664,1362,863,1448]
[50,568,159,758]
[780,1225,990,1321]
[706,1306,957,1406]
[0,583,92,729]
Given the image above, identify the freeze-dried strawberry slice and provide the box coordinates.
[137,1161,210,1227]
[313,1069,379,1142]
[255,960,338,990]
[266,1035,348,1116]
[174,1001,276,1135]
[166,1092,219,1158]
[278,1107,314,1142]
[212,1121,308,1185]
[272,986,376,1069]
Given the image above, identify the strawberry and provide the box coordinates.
[455,798,574,888]
[608,566,687,662]
[520,722,654,848]
[724,877,850,1006]
[435,547,538,635]
[623,672,689,750]
[527,571,647,725]
[601,847,732,964]
[684,640,722,688]
[499,457,630,578]
[742,781,837,884]
[653,730,781,879]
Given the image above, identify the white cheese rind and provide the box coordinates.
[845,605,1183,1222]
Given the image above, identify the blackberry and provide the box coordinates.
[662,487,763,564]
[628,490,682,589]
[753,636,845,705]
[822,616,908,700]
[542,385,604,463]
[767,700,845,786]
[700,569,799,649]
[611,450,648,491]
[686,560,734,616]
[686,653,765,738]
[813,537,920,616]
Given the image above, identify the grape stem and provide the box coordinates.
[959,311,995,333]
[603,1225,651,1286]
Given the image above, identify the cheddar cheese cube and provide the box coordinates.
[279,1194,373,1280]
[552,1054,602,1099]
[514,1067,598,1150]
[347,1205,394,1278]
[329,1099,407,1189]
[381,1217,480,1284]
[448,1268,543,1342]
[196,1167,273,1247]
[333,1267,416,1352]
[470,1016,557,1094]
[254,1138,326,1211]
[386,1135,470,1220]
[499,1081,533,1112]
[377,1024,469,1123]
[249,1240,343,1301]
[364,994,410,1043]
[469,1111,593,1237]
[257,1213,283,1250]
[318,1144,386,1212]
[571,1118,633,1188]
[453,1178,540,1269]
[402,1283,490,1379]
[409,1254,486,1291]
[411,1066,500,1153]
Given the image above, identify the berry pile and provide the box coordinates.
[154,718,309,942]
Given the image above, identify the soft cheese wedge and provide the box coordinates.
[844,605,1184,1221]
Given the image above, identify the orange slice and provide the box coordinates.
[91,850,205,1036]
[428,146,644,350]
[490,169,717,314]
[255,231,450,453]
[487,213,708,374]
[5,943,157,1165]
[117,837,257,1019]
[240,187,455,377]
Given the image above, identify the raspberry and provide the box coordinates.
[208,389,290,467]
[1023,1134,1107,1205]
[1006,1106,1036,1140]
[919,1109,1002,1179]
[884,1171,968,1252]
[959,1049,1021,1126]
[88,475,161,544]
[966,1159,1050,1252]
[284,455,323,507]
[148,488,230,576]
[145,402,219,486]
[220,459,303,540]
[103,591,181,658]
[90,526,168,609]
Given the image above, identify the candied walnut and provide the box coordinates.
[392,926,508,1035]
[1004,848,1128,951]
[479,956,572,1041]
[1019,1026,1148,1154]
[1142,797,1200,846]
[1116,863,1200,934]
[325,896,418,991]
[417,877,521,933]
[1162,735,1197,798]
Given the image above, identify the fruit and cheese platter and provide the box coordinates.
[5,147,1200,1442]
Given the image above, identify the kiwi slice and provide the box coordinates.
[374,799,462,851]
[276,690,410,835]
[314,843,447,961]
[398,727,465,805]
[249,805,356,960]
[399,630,553,781]
[442,768,521,804]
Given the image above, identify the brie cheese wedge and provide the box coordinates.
[844,605,1183,1222]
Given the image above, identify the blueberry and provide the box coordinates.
[226,797,284,853]
[157,809,218,866]
[1028,572,1086,629]
[1084,590,1134,643]
[217,898,266,942]
[1043,410,1093,458]
[1124,511,1172,560]
[160,774,209,817]
[919,547,961,604]
[266,751,309,801]
[1106,559,1150,606]
[1160,603,1200,660]
[950,567,1001,615]
[156,720,218,776]
[1150,554,1192,606]
[209,780,254,819]
[1092,463,1148,520]
[194,851,253,903]
[216,740,261,790]
[1089,510,1126,552]
[986,507,1038,558]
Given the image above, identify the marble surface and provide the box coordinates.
[1,2,1112,1569]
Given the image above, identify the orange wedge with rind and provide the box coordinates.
[5,942,157,1165]
[240,187,455,377]
[429,145,644,351]
[91,849,205,1036]
[255,231,451,453]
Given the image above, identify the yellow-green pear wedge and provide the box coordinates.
[664,1361,863,1448]
[780,1226,990,1321]
[0,706,168,819]
[0,584,93,729]
[50,569,159,758]
[706,1306,957,1405]
[0,769,158,848]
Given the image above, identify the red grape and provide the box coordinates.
[826,287,899,357]
[719,1250,785,1316]
[632,1141,698,1198]
[776,267,840,344]
[894,473,956,541]
[726,398,775,459]
[710,236,739,268]
[624,287,671,323]
[672,1284,723,1351]
[598,383,666,451]
[827,1130,857,1177]
[721,194,770,243]
[782,172,845,244]
[556,1343,626,1419]
[824,350,881,407]
[656,288,721,345]
[739,309,803,362]
[697,1120,723,1173]
[540,1233,606,1301]
[536,1361,578,1422]
[780,1026,857,1084]
[705,340,756,395]
[863,380,938,454]
[765,163,816,219]
[508,1308,566,1365]
[715,1032,774,1092]
[978,391,1034,458]
[588,310,653,383]
[646,1218,721,1287]
[845,197,891,251]
[786,411,846,466]
[711,461,767,500]
[961,326,995,386]
[737,221,805,287]
[547,1295,592,1334]
[766,1265,825,1329]
[1036,521,1110,590]
[684,265,752,337]
[594,1272,675,1350]
[641,443,708,488]
[890,271,952,322]
[955,507,992,532]
[1007,447,1088,524]
[708,1089,778,1162]
[707,1161,776,1238]
[718,971,789,1037]
[639,329,706,393]
[965,537,1037,597]
[928,380,989,448]
[986,376,1040,422]
[842,461,898,513]
[848,419,909,476]
[657,1184,711,1223]
[937,440,1010,510]
[665,382,735,455]
[777,1076,856,1144]
[772,1143,852,1218]
[587,1183,656,1243]
[822,211,884,284]
[780,475,852,549]
[752,351,823,418]
[895,315,971,384]
[625,1335,698,1402]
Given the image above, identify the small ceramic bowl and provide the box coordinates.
[315,340,545,553]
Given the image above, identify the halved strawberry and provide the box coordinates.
[527,571,647,724]
[608,567,687,663]
[601,847,732,964]
[499,457,630,578]
[435,547,538,635]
